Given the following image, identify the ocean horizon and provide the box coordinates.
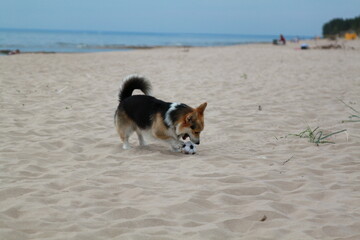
[0,28,311,53]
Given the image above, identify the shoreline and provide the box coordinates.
[1,38,358,55]
[0,42,272,55]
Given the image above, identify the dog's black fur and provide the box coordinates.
[114,75,207,151]
[115,76,192,130]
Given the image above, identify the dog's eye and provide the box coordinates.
[190,126,195,130]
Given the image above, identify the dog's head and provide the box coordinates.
[177,102,207,145]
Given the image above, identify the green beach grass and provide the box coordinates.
[339,99,360,123]
[292,126,347,146]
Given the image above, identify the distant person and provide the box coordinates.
[279,34,286,45]
[9,49,21,55]
[273,35,286,45]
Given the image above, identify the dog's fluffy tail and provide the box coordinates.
[119,75,152,102]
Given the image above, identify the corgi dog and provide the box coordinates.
[114,75,207,152]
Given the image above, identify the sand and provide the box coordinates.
[1,39,360,240]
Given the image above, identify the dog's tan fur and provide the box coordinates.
[115,75,207,152]
[115,102,207,151]
[175,103,207,143]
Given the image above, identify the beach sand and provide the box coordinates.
[1,39,360,239]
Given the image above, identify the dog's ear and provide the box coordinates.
[196,102,207,115]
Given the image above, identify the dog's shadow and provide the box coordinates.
[136,144,181,156]
[111,143,186,157]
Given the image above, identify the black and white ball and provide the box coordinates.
[181,141,196,154]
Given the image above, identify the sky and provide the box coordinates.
[1,0,359,36]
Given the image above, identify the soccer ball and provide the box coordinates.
[181,141,196,154]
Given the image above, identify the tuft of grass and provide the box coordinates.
[339,99,360,123]
[291,126,347,146]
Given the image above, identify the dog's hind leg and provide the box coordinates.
[122,139,131,150]
[136,130,147,146]
[121,127,133,149]
[115,110,133,150]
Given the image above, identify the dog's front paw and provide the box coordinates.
[170,140,184,152]
[171,147,181,152]
[122,143,132,150]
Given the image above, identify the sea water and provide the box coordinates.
[0,28,308,53]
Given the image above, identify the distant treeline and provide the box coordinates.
[323,15,360,37]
